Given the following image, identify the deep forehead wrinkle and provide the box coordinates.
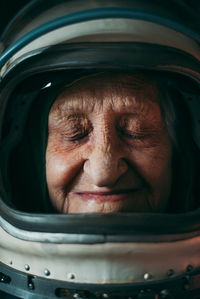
[50,72,161,118]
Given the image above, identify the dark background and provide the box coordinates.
[0,0,30,36]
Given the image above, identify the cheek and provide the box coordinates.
[127,144,172,212]
[128,144,172,188]
[46,144,84,190]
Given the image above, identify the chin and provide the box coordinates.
[62,198,126,214]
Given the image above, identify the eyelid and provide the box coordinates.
[56,114,93,141]
[117,125,148,138]
[123,131,146,139]
[67,132,90,142]
[61,124,93,142]
[122,130,149,140]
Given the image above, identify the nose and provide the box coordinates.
[83,131,128,187]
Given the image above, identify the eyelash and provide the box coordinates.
[124,132,146,140]
[66,131,147,144]
[118,128,146,141]
[65,127,92,142]
[68,132,89,142]
[61,125,149,145]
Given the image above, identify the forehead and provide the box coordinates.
[50,72,162,116]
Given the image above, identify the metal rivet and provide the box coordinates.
[68,273,75,279]
[102,293,109,298]
[44,269,50,276]
[144,273,152,280]
[28,283,34,290]
[160,289,169,297]
[186,265,193,272]
[73,294,79,299]
[167,269,174,277]
[24,264,30,271]
[0,276,5,282]
[0,273,11,284]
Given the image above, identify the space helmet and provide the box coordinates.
[1,1,200,298]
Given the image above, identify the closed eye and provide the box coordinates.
[67,131,90,142]
[123,130,146,140]
[118,127,147,140]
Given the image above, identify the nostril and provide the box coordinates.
[118,159,128,175]
[83,159,90,173]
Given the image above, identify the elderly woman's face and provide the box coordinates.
[46,73,172,214]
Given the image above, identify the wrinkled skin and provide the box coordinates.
[46,72,172,214]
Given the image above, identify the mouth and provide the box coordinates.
[73,189,139,203]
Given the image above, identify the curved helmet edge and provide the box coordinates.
[1,4,200,72]
[1,1,200,298]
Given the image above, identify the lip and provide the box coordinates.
[73,190,138,203]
